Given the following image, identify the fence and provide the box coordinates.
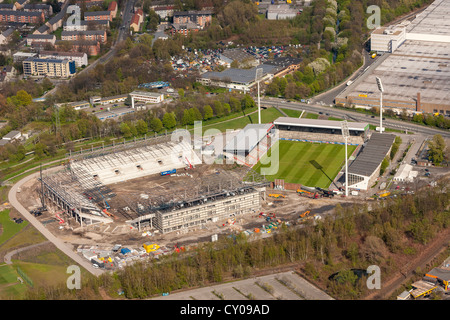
[17,267,33,288]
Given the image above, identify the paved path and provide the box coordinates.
[7,169,104,277]
[3,241,50,265]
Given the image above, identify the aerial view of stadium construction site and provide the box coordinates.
[15,118,391,270]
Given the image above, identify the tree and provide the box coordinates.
[203,105,213,120]
[120,122,132,138]
[149,117,163,132]
[136,119,148,135]
[428,134,446,165]
[162,112,176,129]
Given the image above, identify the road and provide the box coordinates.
[7,169,104,277]
[4,241,50,265]
[42,0,136,99]
[261,97,450,139]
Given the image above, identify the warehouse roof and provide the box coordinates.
[223,123,273,153]
[273,117,369,131]
[202,64,280,85]
[348,133,395,177]
[406,0,450,37]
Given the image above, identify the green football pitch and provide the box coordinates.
[253,139,357,189]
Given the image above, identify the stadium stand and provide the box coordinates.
[70,140,202,185]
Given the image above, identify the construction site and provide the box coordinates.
[14,129,349,270]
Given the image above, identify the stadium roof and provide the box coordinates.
[348,133,395,177]
[273,117,369,132]
[223,123,274,153]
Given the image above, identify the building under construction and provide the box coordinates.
[39,133,268,234]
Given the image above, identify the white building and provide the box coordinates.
[370,24,407,53]
[393,163,418,182]
[2,130,21,141]
[39,51,88,68]
[267,4,297,20]
[129,91,164,107]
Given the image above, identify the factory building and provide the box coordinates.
[339,0,450,115]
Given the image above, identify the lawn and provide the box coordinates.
[253,140,356,189]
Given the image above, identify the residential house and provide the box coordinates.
[130,9,144,32]
[0,27,14,45]
[107,1,117,18]
[13,0,29,10]
[0,65,17,82]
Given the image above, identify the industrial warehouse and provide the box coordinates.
[336,0,450,116]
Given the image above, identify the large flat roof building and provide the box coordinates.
[339,0,450,116]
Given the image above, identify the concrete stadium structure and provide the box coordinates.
[346,133,396,191]
[70,140,202,185]
[39,135,267,234]
[273,117,369,145]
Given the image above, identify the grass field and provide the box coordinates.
[253,140,357,189]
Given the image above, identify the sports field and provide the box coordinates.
[253,139,357,189]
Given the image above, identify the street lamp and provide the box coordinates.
[255,68,263,124]
[376,77,384,133]
[341,120,350,197]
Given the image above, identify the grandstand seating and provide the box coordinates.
[70,141,202,185]
[279,130,363,145]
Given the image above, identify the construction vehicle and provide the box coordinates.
[268,194,286,198]
[378,190,391,198]
[299,210,310,219]
[102,208,116,219]
[297,210,317,223]
[297,189,320,199]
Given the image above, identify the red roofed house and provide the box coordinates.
[107,1,117,18]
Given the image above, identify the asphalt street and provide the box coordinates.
[7,169,104,277]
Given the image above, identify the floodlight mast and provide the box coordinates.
[341,120,350,197]
[255,68,263,124]
[376,77,384,133]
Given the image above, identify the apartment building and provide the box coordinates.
[26,34,55,46]
[173,9,212,28]
[55,39,101,56]
[23,57,76,78]
[23,3,53,18]
[0,10,44,24]
[61,30,107,43]
[84,10,113,22]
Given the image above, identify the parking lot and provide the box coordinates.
[151,271,334,300]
